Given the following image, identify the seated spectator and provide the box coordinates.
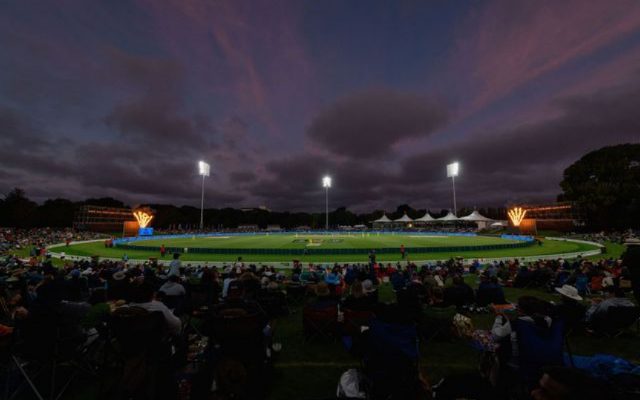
[444,275,475,308]
[239,271,261,300]
[81,288,110,330]
[325,267,341,289]
[128,282,181,336]
[108,270,130,301]
[476,275,507,306]
[158,275,186,297]
[419,287,457,338]
[361,279,378,303]
[553,285,586,332]
[222,271,237,298]
[491,296,554,368]
[308,282,337,310]
[585,286,635,326]
[513,266,532,288]
[342,280,372,311]
[390,270,406,291]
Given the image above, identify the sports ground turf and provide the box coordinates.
[59,233,600,263]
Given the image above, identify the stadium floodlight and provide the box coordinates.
[322,175,331,230]
[198,161,210,177]
[446,162,460,216]
[198,161,210,230]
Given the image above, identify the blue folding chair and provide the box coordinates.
[361,318,422,399]
[513,318,565,390]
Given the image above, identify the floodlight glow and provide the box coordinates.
[133,211,154,228]
[446,162,459,178]
[508,207,527,227]
[322,176,332,188]
[198,161,210,177]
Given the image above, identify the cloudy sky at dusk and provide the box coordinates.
[1,0,640,212]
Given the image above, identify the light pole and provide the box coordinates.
[322,175,331,231]
[446,162,459,216]
[198,161,210,230]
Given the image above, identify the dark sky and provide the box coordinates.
[1,0,640,212]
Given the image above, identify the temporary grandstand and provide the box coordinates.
[73,205,133,233]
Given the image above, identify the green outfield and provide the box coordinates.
[57,233,602,263]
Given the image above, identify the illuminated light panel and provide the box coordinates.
[322,175,332,188]
[508,207,527,227]
[133,211,153,228]
[198,161,210,177]
[525,205,571,212]
[446,162,459,178]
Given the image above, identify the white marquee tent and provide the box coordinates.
[393,213,414,223]
[437,211,459,221]
[414,212,436,223]
[372,214,392,223]
[459,210,494,222]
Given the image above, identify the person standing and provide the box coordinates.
[168,253,181,277]
[622,238,640,304]
[160,244,166,258]
[400,244,406,259]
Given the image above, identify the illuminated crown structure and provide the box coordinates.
[508,207,527,227]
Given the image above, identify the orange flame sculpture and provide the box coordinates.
[508,207,527,227]
[133,210,153,228]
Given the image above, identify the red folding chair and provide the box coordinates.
[303,305,338,342]
[342,309,375,337]
[590,276,604,292]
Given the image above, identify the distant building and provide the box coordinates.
[74,205,133,233]
[240,206,272,212]
[237,224,259,231]
[509,202,577,233]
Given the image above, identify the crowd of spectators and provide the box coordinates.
[0,229,638,399]
[0,227,107,254]
[567,230,639,245]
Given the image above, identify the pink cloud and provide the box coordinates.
[449,0,640,113]
[138,0,315,139]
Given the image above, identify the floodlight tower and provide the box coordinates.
[446,162,460,216]
[198,161,210,230]
[322,176,332,231]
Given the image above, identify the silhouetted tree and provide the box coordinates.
[0,188,38,227]
[559,143,640,229]
[37,198,76,227]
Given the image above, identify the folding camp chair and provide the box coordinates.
[342,309,375,338]
[256,290,289,319]
[302,305,338,342]
[360,318,423,399]
[512,319,565,392]
[591,306,640,337]
[109,307,169,400]
[160,294,185,315]
[590,276,604,293]
[204,305,271,399]
[285,284,306,304]
[8,311,96,400]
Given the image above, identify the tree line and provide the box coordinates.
[0,189,507,229]
[1,144,638,230]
